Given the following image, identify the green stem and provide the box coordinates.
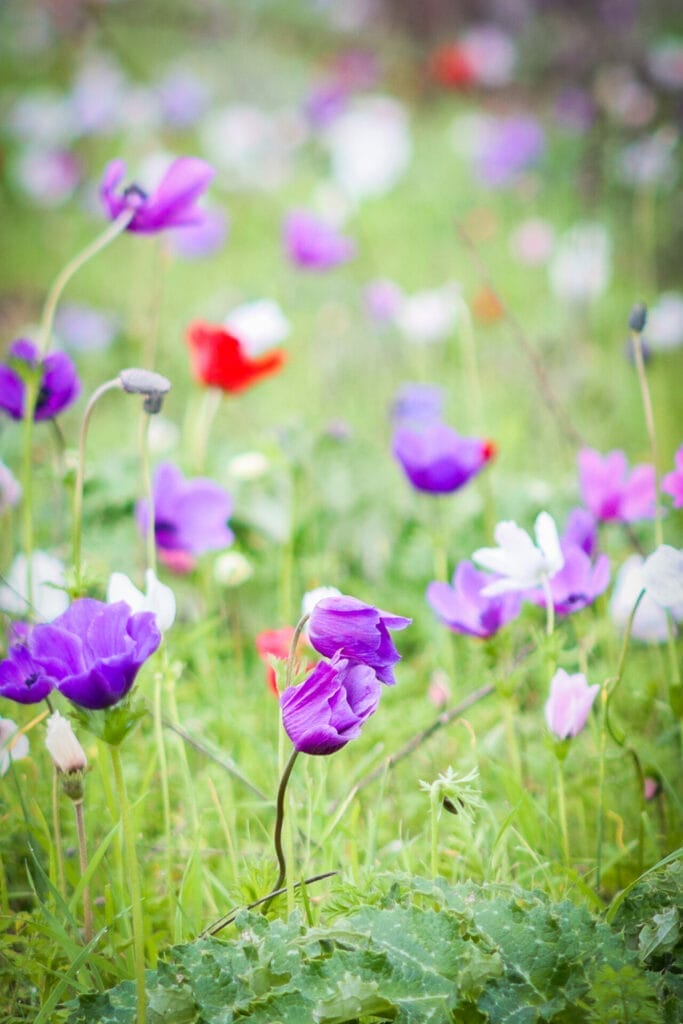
[52,768,66,898]
[272,749,300,896]
[153,668,173,934]
[37,211,134,358]
[630,329,662,548]
[429,785,440,878]
[194,388,222,472]
[110,745,147,1024]
[74,799,93,943]
[139,412,156,573]
[556,757,570,866]
[20,375,38,615]
[73,378,122,588]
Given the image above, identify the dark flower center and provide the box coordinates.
[123,184,148,210]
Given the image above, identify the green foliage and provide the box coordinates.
[66,875,674,1024]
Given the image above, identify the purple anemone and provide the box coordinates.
[427,561,521,638]
[100,156,215,234]
[307,594,411,686]
[281,652,381,755]
[0,339,80,421]
[578,447,656,523]
[283,210,355,271]
[0,636,54,704]
[136,462,233,564]
[528,545,610,617]
[392,421,496,494]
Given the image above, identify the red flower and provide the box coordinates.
[256,627,313,697]
[186,321,286,393]
[429,45,476,89]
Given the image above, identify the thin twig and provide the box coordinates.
[200,870,338,937]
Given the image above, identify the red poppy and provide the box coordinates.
[186,320,286,393]
[256,627,313,697]
[429,45,476,89]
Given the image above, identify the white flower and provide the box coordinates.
[0,718,29,777]
[226,451,270,481]
[642,545,683,609]
[224,298,290,357]
[548,222,611,305]
[324,96,412,201]
[213,551,253,587]
[0,459,22,514]
[609,554,683,642]
[473,512,564,595]
[395,283,461,345]
[0,551,69,621]
[460,25,517,87]
[646,292,683,352]
[106,569,176,632]
[45,711,87,774]
[302,586,342,619]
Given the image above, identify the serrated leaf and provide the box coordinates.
[639,907,680,962]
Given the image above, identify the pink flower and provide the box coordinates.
[662,444,683,508]
[545,669,599,740]
[578,447,656,523]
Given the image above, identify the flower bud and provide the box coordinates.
[45,711,88,774]
[628,302,647,332]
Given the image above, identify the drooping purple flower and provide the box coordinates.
[307,595,411,686]
[662,444,683,508]
[100,156,215,234]
[136,462,233,565]
[281,652,381,755]
[578,447,656,523]
[0,635,54,704]
[392,421,496,494]
[0,339,80,421]
[545,668,599,740]
[28,599,161,710]
[528,545,610,617]
[283,210,355,271]
[476,115,544,187]
[427,561,521,639]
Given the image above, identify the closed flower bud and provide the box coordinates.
[628,302,648,333]
[45,711,87,774]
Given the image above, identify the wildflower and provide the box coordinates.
[609,554,683,643]
[45,710,87,774]
[662,444,683,507]
[472,512,564,596]
[578,447,656,523]
[528,545,610,617]
[0,718,29,776]
[283,210,355,270]
[393,421,495,495]
[509,218,554,267]
[561,507,599,558]
[427,561,521,638]
[645,292,683,352]
[13,148,81,207]
[0,551,69,621]
[280,652,381,755]
[641,545,683,610]
[644,775,662,801]
[224,298,290,357]
[107,569,176,632]
[157,67,210,128]
[364,279,404,324]
[548,223,611,305]
[256,626,313,697]
[54,303,120,353]
[170,208,228,259]
[429,44,476,89]
[0,339,80,421]
[28,598,161,710]
[324,96,412,201]
[395,283,460,344]
[476,115,544,188]
[100,156,215,233]
[0,634,55,703]
[0,460,21,514]
[136,462,233,566]
[226,451,270,481]
[307,594,411,686]
[545,669,599,740]
[213,551,253,587]
[186,321,286,393]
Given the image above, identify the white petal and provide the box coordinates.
[534,511,564,576]
[144,569,176,631]
[642,545,683,609]
[107,571,144,612]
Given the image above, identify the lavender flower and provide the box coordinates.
[391,383,445,426]
[29,599,161,709]
[100,156,215,234]
[0,637,54,704]
[476,115,544,187]
[307,595,411,686]
[281,652,381,755]
[0,339,80,421]
[392,421,495,494]
[136,462,233,564]
[54,303,120,353]
[528,545,610,617]
[561,507,599,557]
[662,444,683,508]
[283,210,355,270]
[545,669,599,740]
[427,561,521,638]
[578,447,656,523]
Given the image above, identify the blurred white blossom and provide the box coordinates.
[107,569,176,632]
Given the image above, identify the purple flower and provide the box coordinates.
[170,208,229,260]
[427,561,521,638]
[0,339,80,421]
[136,462,233,565]
[100,156,215,234]
[391,383,445,426]
[0,636,54,704]
[365,279,404,325]
[476,116,544,187]
[528,545,610,617]
[662,444,683,508]
[545,669,599,740]
[281,652,381,755]
[307,595,411,686]
[29,599,161,709]
[578,447,656,523]
[157,69,209,128]
[283,210,355,271]
[54,303,120,353]
[561,507,598,557]
[392,421,496,494]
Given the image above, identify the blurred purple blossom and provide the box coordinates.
[100,156,215,233]
[0,339,80,422]
[157,68,210,128]
[427,561,521,638]
[391,382,445,426]
[545,669,599,740]
[662,444,683,508]
[170,208,229,259]
[561,507,598,558]
[554,87,596,135]
[13,148,80,207]
[476,115,544,187]
[54,303,120,353]
[528,544,610,617]
[578,447,656,523]
[283,210,355,270]
[0,635,54,704]
[364,279,404,324]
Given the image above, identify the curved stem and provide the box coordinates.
[52,768,66,898]
[37,211,134,358]
[74,799,93,943]
[73,378,122,588]
[110,744,147,1024]
[272,749,299,895]
[139,412,156,573]
[20,376,38,613]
